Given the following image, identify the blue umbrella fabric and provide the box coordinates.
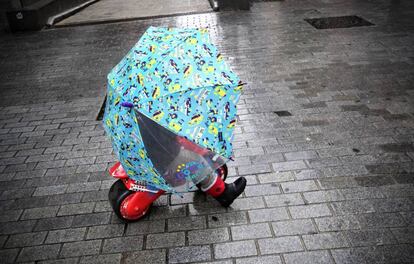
[103,26,243,192]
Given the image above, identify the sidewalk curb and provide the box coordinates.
[50,10,215,28]
[46,0,100,27]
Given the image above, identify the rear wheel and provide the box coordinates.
[108,179,150,222]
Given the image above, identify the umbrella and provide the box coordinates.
[103,26,243,193]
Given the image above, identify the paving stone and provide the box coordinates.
[169,245,211,263]
[58,202,95,216]
[284,250,334,264]
[272,160,308,172]
[66,157,97,167]
[40,145,70,155]
[35,216,74,231]
[126,220,165,235]
[303,232,350,250]
[258,171,295,183]
[330,247,370,264]
[92,201,110,213]
[25,154,56,163]
[345,228,397,246]
[303,190,345,204]
[315,215,362,232]
[208,211,248,228]
[60,240,102,258]
[265,193,304,207]
[340,187,385,200]
[272,219,317,236]
[5,231,47,248]
[80,253,122,264]
[231,223,271,240]
[0,210,22,222]
[66,182,101,193]
[33,185,68,196]
[284,150,318,161]
[122,249,166,264]
[38,258,79,264]
[149,205,187,220]
[0,248,19,263]
[332,244,414,263]
[21,206,59,220]
[102,236,143,253]
[87,224,124,239]
[0,157,27,166]
[248,207,289,223]
[0,220,37,235]
[168,216,206,231]
[390,227,414,243]
[188,227,229,245]
[234,147,264,158]
[146,232,185,249]
[236,255,282,264]
[371,197,414,213]
[170,192,198,205]
[317,148,355,158]
[47,193,83,206]
[17,244,61,262]
[81,190,107,202]
[289,204,332,219]
[331,200,376,215]
[214,240,257,259]
[357,212,406,228]
[258,236,303,254]
[36,160,66,170]
[72,212,111,227]
[280,180,318,193]
[400,211,414,226]
[45,227,87,243]
[237,164,272,176]
[0,235,7,248]
[244,183,281,197]
[229,196,266,210]
[0,188,34,200]
[249,153,285,165]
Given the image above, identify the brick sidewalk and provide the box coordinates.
[0,0,414,263]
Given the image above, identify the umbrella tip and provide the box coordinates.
[121,102,134,108]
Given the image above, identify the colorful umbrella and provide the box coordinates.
[103,26,243,193]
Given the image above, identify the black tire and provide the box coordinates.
[108,179,137,222]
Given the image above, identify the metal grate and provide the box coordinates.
[305,15,374,29]
[274,111,292,117]
[96,95,107,121]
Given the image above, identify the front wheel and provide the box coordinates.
[108,179,150,222]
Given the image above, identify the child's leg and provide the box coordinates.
[198,173,246,207]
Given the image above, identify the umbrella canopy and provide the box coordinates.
[103,26,243,192]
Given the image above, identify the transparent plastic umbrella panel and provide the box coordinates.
[136,110,226,192]
[103,26,243,193]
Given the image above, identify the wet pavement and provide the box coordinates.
[56,0,212,27]
[0,0,414,263]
